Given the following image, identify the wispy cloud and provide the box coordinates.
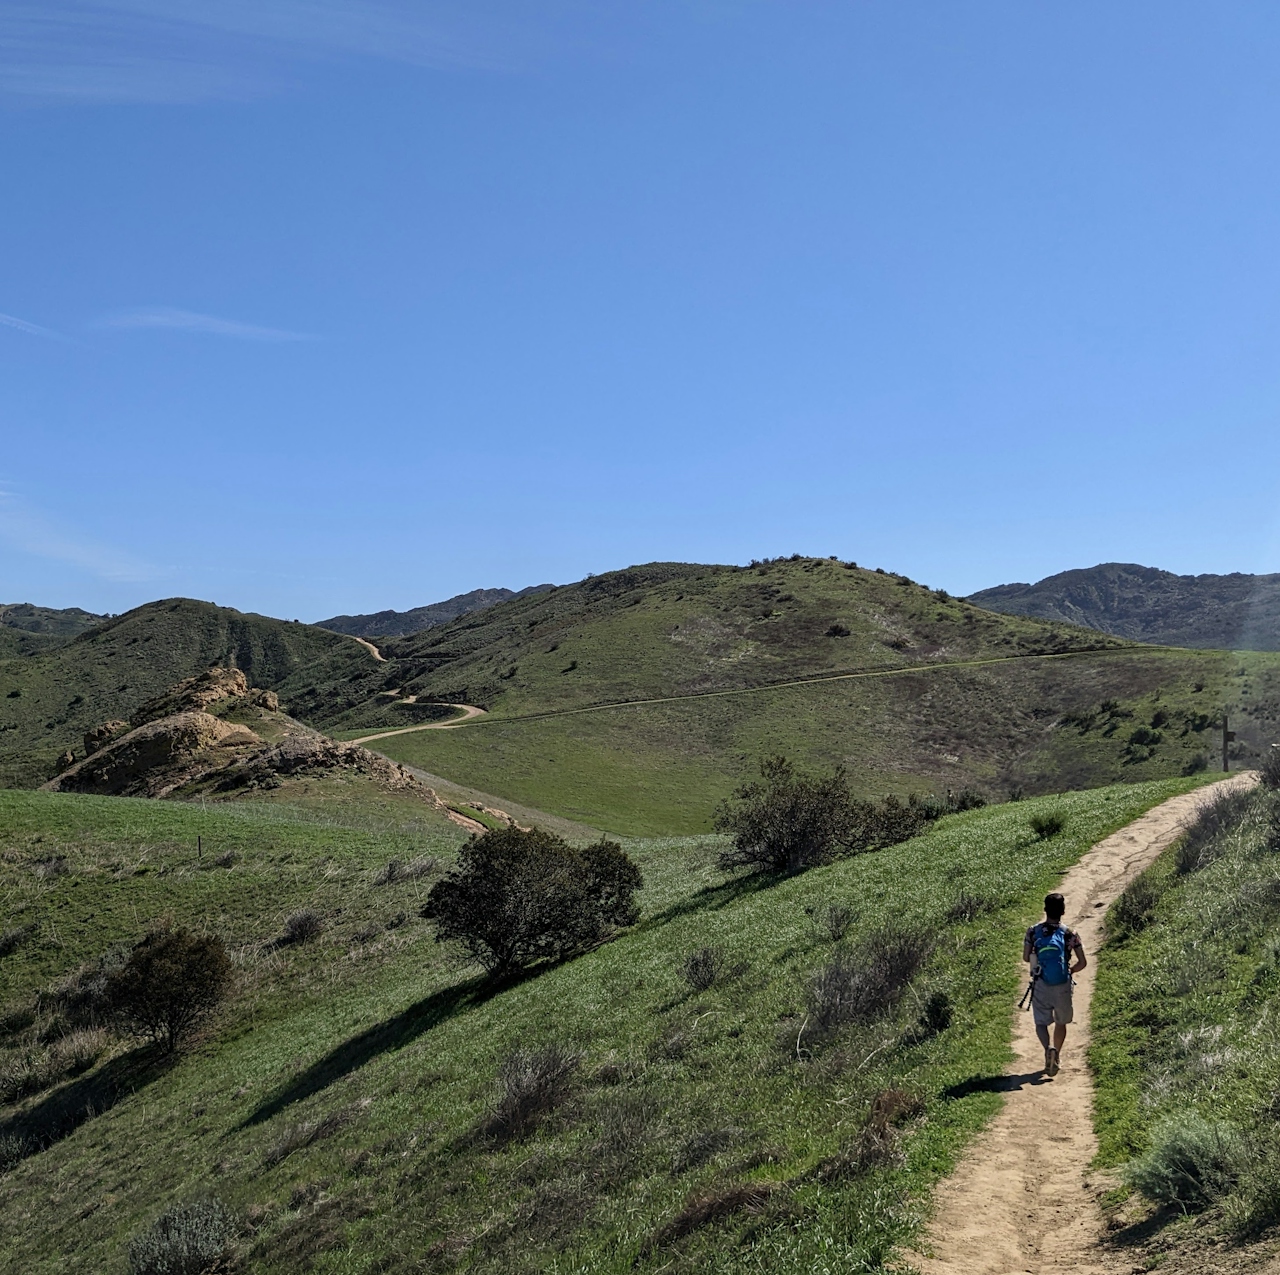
[0,2,541,104]
[0,311,67,340]
[101,307,316,342]
[0,487,159,583]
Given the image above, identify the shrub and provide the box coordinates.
[916,990,953,1037]
[806,901,856,942]
[946,891,994,923]
[808,928,933,1034]
[129,1197,234,1275]
[1182,752,1209,776]
[0,1132,34,1171]
[682,946,722,992]
[108,927,233,1053]
[947,788,987,813]
[0,925,34,958]
[1259,747,1280,791]
[485,1042,581,1141]
[825,624,851,637]
[1123,1114,1245,1210]
[422,827,641,975]
[262,1108,352,1167]
[1030,811,1066,840]
[714,756,860,874]
[373,856,437,886]
[1176,786,1256,874]
[1110,874,1162,937]
[282,910,324,944]
[647,1182,776,1250]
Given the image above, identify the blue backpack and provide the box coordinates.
[1032,924,1072,986]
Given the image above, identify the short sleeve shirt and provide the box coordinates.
[1025,922,1083,970]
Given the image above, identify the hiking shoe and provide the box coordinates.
[1047,1048,1060,1077]
[1044,1048,1053,1074]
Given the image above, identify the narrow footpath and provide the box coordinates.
[914,773,1255,1275]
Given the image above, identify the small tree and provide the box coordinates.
[108,927,233,1053]
[422,826,642,975]
[714,755,859,873]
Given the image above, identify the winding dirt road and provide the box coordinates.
[914,773,1255,1275]
[348,704,486,744]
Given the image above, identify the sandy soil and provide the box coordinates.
[913,773,1257,1275]
[350,636,386,662]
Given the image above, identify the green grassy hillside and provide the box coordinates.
[0,599,375,789]
[280,559,1280,834]
[0,777,1208,1273]
[1091,778,1280,1257]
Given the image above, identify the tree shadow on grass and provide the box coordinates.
[943,1070,1050,1098]
[637,872,784,932]
[242,968,541,1128]
[0,1046,173,1164]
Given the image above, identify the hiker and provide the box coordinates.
[1022,891,1086,1076]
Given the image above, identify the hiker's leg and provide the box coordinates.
[1034,1022,1051,1051]
[1052,1022,1067,1053]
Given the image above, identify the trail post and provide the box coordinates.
[1222,715,1236,773]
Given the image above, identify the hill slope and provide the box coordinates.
[968,562,1280,650]
[0,599,375,789]
[283,559,1280,832]
[0,777,1205,1273]
[0,603,106,660]
[317,584,554,639]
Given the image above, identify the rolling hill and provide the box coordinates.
[0,603,106,660]
[285,558,1280,833]
[968,562,1280,650]
[0,599,376,789]
[317,584,554,639]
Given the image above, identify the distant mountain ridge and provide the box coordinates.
[968,563,1280,650]
[0,603,104,637]
[317,585,554,639]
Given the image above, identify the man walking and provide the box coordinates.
[1023,891,1087,1076]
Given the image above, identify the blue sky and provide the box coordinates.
[4,3,1280,620]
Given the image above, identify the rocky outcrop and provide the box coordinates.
[130,666,250,728]
[84,720,129,755]
[44,712,262,798]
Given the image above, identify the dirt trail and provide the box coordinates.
[350,636,385,662]
[348,704,486,743]
[914,773,1256,1275]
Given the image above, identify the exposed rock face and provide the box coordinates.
[45,712,262,798]
[55,749,75,773]
[131,666,250,728]
[84,720,129,755]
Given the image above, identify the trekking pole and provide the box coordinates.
[1018,975,1037,1011]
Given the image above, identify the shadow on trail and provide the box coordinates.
[0,1046,173,1165]
[943,1070,1051,1099]
[242,967,548,1127]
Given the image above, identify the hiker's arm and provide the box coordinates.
[1022,934,1032,963]
[1071,939,1087,974]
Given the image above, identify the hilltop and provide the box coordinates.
[968,562,1280,650]
[317,584,554,639]
[289,557,1280,832]
[0,599,375,789]
[0,603,105,660]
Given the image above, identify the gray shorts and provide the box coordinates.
[1031,978,1074,1027]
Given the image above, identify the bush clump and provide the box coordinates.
[808,928,933,1035]
[485,1042,581,1141]
[128,1196,233,1275]
[281,910,324,945]
[1176,786,1256,874]
[1123,1114,1245,1211]
[682,946,722,992]
[1259,746,1280,791]
[1030,811,1066,839]
[714,755,960,875]
[108,927,233,1053]
[422,826,642,975]
[1110,874,1162,938]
